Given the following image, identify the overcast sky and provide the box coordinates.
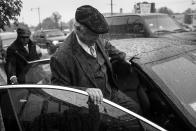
[18,0,195,26]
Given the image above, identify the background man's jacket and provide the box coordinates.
[5,39,41,84]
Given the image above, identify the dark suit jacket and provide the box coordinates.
[50,31,126,97]
[5,39,41,84]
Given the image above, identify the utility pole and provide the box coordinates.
[31,7,42,30]
[111,0,113,15]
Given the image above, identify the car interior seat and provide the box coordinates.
[112,60,151,116]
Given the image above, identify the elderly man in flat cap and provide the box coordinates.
[50,5,141,115]
[5,26,41,84]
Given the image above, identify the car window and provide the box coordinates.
[152,57,196,127]
[0,86,166,131]
[32,32,41,39]
[24,59,51,84]
[127,16,145,34]
[45,30,64,38]
[143,15,182,33]
[105,15,146,39]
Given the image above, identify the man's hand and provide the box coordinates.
[86,88,103,105]
[10,76,18,84]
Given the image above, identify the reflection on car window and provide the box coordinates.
[105,15,146,39]
[45,30,64,37]
[143,15,181,33]
[0,87,165,131]
[25,62,51,84]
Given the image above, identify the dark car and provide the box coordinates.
[32,29,66,49]
[104,13,196,43]
[0,57,166,131]
[1,36,196,130]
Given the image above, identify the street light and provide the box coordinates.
[31,7,42,29]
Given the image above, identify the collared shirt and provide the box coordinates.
[76,34,97,57]
[24,45,29,53]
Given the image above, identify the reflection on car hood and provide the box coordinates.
[46,35,66,41]
[161,32,196,43]
[111,38,196,64]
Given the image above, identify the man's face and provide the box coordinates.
[19,35,30,46]
[77,25,99,46]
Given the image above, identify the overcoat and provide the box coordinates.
[50,31,126,97]
[5,39,40,84]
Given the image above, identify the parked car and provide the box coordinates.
[1,35,196,130]
[104,13,196,43]
[32,29,66,49]
[0,32,17,60]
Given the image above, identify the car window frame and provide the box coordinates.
[105,14,150,39]
[0,84,167,131]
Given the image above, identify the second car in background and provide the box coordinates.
[32,29,66,49]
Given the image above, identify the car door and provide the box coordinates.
[0,85,166,131]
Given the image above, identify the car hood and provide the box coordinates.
[111,38,196,65]
[46,35,66,41]
[160,32,196,43]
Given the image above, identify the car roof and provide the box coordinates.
[104,13,167,18]
[111,38,196,65]
[0,32,17,39]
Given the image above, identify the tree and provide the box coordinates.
[4,22,28,32]
[0,0,23,31]
[158,7,174,16]
[51,11,62,28]
[39,17,56,30]
[184,8,193,24]
[184,8,192,14]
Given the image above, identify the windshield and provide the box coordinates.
[152,57,196,127]
[143,15,182,33]
[45,30,64,37]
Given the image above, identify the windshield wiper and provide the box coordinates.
[173,28,187,33]
[154,30,174,34]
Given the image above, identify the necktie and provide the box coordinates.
[89,46,96,57]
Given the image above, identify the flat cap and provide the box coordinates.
[17,26,31,37]
[75,5,109,34]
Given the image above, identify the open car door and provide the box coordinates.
[0,85,166,131]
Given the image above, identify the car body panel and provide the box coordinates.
[161,32,196,42]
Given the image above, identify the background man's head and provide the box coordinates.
[17,26,31,46]
[74,5,109,45]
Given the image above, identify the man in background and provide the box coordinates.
[5,26,41,84]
